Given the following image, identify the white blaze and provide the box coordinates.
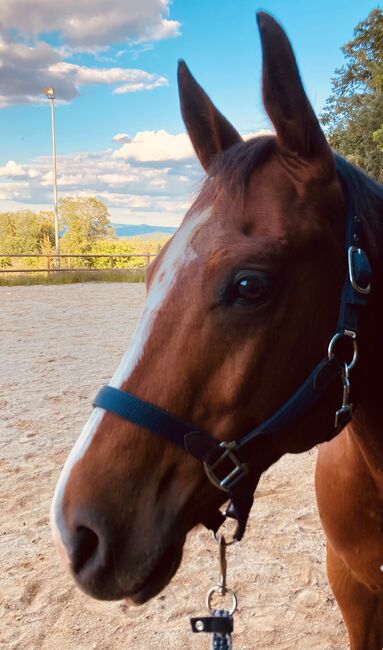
[51,209,211,547]
[50,408,105,561]
[109,208,209,388]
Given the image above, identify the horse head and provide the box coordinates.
[51,13,347,603]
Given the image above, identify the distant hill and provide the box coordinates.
[112,224,177,239]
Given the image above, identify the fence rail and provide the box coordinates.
[0,253,157,274]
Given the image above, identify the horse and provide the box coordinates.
[51,12,383,649]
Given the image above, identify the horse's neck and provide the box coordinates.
[351,244,383,468]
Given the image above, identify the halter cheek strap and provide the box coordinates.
[93,166,372,541]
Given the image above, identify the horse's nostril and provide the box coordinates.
[72,525,100,575]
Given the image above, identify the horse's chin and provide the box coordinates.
[127,543,184,605]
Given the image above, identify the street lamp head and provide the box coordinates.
[43,87,55,99]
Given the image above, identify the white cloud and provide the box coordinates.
[113,129,194,162]
[0,180,31,200]
[113,79,166,94]
[0,38,66,107]
[91,192,151,208]
[0,130,199,224]
[0,128,272,226]
[154,198,191,213]
[97,169,168,186]
[28,168,41,178]
[50,61,167,94]
[243,129,274,139]
[0,160,25,177]
[0,38,168,106]
[112,133,131,143]
[0,0,180,48]
[110,130,274,165]
[0,159,41,180]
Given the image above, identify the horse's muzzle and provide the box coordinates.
[60,506,184,602]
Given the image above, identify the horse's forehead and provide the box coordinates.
[161,207,214,268]
[151,206,227,288]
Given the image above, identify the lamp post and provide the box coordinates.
[43,87,60,270]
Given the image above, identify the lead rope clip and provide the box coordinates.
[190,534,238,649]
[334,362,353,429]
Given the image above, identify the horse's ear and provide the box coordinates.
[256,12,334,180]
[177,60,242,171]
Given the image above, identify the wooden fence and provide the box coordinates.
[0,253,157,273]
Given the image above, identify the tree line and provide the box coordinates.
[0,196,166,269]
[321,7,383,182]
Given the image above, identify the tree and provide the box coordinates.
[321,8,383,182]
[0,210,55,254]
[59,196,116,253]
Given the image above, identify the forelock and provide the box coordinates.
[196,135,277,209]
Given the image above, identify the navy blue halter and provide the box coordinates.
[93,166,372,541]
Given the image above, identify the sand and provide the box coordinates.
[0,283,347,649]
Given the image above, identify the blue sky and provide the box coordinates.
[0,0,378,226]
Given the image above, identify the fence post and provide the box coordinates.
[146,254,150,267]
[110,255,114,269]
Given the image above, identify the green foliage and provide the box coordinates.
[59,196,116,254]
[321,8,383,182]
[0,195,171,278]
[0,210,55,268]
[54,238,165,270]
[59,196,116,247]
[57,196,117,267]
[88,239,164,268]
[0,209,55,253]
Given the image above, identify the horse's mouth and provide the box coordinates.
[127,541,184,605]
[70,533,185,603]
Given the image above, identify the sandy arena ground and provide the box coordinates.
[0,283,348,649]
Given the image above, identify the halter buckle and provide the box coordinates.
[204,442,248,492]
[348,246,371,295]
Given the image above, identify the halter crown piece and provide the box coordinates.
[93,165,372,541]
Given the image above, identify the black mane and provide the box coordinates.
[334,154,383,264]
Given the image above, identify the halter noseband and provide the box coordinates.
[93,166,372,541]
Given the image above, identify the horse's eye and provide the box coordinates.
[228,271,272,306]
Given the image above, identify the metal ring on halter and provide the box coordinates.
[206,586,238,616]
[328,330,358,371]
